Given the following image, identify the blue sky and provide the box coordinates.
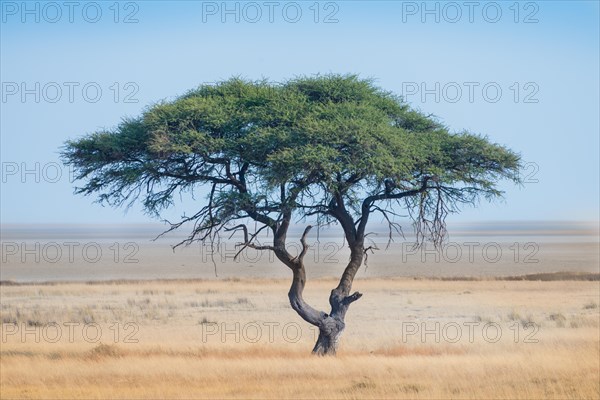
[1,0,599,224]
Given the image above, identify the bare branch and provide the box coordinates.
[225,224,249,243]
[225,223,274,260]
[371,205,405,250]
[295,225,313,263]
[363,244,379,269]
[357,176,433,240]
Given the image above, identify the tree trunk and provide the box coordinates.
[286,252,364,355]
[312,315,345,355]
[316,247,364,354]
[278,224,364,356]
[285,258,363,356]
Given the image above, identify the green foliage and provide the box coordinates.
[62,74,521,245]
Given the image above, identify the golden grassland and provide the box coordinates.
[1,277,599,399]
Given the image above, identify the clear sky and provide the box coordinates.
[1,0,599,224]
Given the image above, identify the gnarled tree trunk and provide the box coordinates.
[283,235,364,355]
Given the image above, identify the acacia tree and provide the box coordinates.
[62,75,521,355]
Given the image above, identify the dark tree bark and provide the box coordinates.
[277,199,366,355]
[285,248,364,355]
[312,246,364,355]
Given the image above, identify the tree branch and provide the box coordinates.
[357,176,433,239]
[294,225,313,263]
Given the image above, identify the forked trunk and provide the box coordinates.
[286,248,364,355]
[278,224,364,356]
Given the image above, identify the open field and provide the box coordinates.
[1,224,598,398]
[1,277,599,399]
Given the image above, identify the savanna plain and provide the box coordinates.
[1,224,599,399]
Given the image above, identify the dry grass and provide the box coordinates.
[1,278,599,399]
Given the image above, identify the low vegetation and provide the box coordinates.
[1,278,598,399]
